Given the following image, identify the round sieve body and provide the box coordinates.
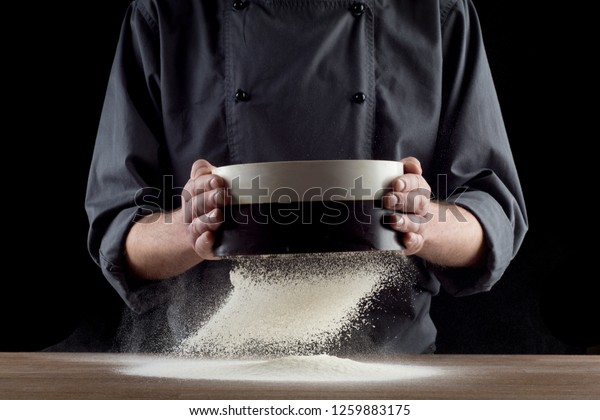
[212,160,404,257]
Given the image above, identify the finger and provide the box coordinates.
[383,190,430,215]
[183,174,226,201]
[391,173,428,193]
[399,156,422,175]
[387,213,428,235]
[382,193,399,209]
[384,174,430,215]
[190,159,216,179]
[183,188,227,222]
[187,210,225,258]
[188,209,224,238]
[193,231,217,260]
[198,208,225,230]
[401,232,424,256]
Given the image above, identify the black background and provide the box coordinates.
[3,1,598,352]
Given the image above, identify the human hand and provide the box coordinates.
[382,156,432,256]
[181,159,228,260]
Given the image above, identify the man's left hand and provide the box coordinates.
[382,156,432,256]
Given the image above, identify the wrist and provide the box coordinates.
[125,208,203,280]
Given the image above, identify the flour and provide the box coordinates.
[119,252,430,383]
[120,354,441,382]
[177,251,414,358]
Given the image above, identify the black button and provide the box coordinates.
[352,92,366,104]
[233,1,249,11]
[350,2,365,17]
[235,89,250,102]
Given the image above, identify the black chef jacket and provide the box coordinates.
[86,0,527,354]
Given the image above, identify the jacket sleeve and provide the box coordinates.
[429,0,528,296]
[85,1,169,313]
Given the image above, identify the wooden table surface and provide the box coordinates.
[0,353,598,399]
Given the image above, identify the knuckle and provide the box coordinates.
[382,193,398,209]
[192,217,204,233]
[416,194,429,215]
[395,192,407,207]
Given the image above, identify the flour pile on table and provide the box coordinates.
[121,354,441,382]
[177,251,414,358]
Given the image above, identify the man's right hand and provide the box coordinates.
[181,159,228,260]
[125,159,228,280]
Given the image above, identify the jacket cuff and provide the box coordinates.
[96,206,173,313]
[430,190,514,296]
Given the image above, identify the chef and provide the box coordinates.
[86,0,527,353]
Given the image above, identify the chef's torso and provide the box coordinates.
[151,0,445,185]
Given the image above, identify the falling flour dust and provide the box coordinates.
[119,251,437,382]
[176,251,414,358]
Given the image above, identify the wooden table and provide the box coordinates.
[0,353,598,399]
